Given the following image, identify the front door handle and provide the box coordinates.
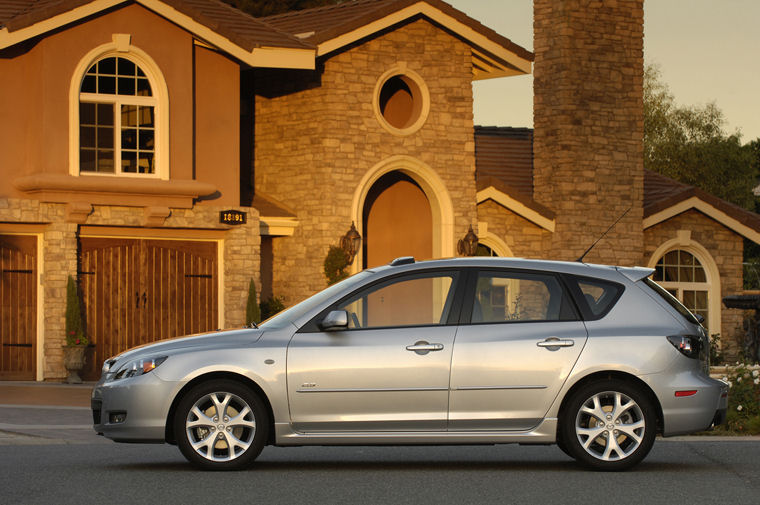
[406,341,444,355]
[537,338,575,349]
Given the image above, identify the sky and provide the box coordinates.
[447,0,760,143]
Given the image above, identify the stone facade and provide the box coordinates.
[0,198,259,380]
[255,19,477,305]
[476,200,551,258]
[533,0,645,265]
[644,210,745,357]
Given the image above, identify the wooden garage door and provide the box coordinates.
[79,238,218,380]
[0,235,37,380]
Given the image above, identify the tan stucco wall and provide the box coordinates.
[644,210,745,359]
[254,19,477,305]
[194,45,240,207]
[476,200,552,258]
[0,4,242,204]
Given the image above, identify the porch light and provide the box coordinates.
[457,225,479,256]
[340,222,362,265]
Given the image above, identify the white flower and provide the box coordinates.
[754,378,759,385]
[722,376,728,381]
[753,370,759,378]
[727,381,733,387]
[737,377,742,382]
[737,405,743,412]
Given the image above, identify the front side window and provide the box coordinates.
[79,56,156,175]
[337,272,459,329]
[471,271,576,323]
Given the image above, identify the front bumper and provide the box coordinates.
[92,372,178,443]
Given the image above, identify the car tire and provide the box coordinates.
[560,379,656,471]
[174,379,268,470]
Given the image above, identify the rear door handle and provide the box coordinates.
[537,338,575,349]
[406,341,444,355]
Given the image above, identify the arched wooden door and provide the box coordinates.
[363,171,433,268]
[79,237,218,380]
[0,235,37,380]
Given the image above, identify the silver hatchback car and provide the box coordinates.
[92,257,728,471]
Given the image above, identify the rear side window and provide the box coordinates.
[470,271,578,323]
[567,276,624,320]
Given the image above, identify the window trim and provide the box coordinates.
[69,36,170,180]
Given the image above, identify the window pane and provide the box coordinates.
[98,76,115,94]
[122,128,137,149]
[80,149,96,172]
[97,103,113,124]
[98,57,116,75]
[122,105,137,127]
[96,150,114,173]
[139,129,154,150]
[118,58,135,76]
[694,266,706,283]
[121,151,137,173]
[473,272,570,323]
[136,78,152,96]
[680,265,694,282]
[138,153,154,174]
[118,77,135,95]
[139,106,154,127]
[81,75,96,93]
[79,102,95,124]
[338,274,457,328]
[97,127,113,148]
[80,126,95,148]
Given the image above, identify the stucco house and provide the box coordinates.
[0,0,757,381]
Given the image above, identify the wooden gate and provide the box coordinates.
[79,238,218,380]
[0,234,37,380]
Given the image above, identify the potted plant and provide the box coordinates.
[62,276,88,383]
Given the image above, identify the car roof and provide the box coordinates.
[369,257,653,283]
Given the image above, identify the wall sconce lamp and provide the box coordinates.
[457,225,479,256]
[340,222,362,265]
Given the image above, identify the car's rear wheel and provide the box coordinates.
[560,379,656,471]
[174,380,268,470]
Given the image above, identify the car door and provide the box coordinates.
[288,270,462,432]
[448,269,587,431]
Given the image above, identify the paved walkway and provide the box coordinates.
[0,381,102,445]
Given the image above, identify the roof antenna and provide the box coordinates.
[576,207,631,263]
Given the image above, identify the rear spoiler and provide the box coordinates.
[615,266,654,282]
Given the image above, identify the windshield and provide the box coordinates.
[643,278,700,326]
[259,271,374,329]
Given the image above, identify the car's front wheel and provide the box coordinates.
[174,380,268,470]
[560,379,656,471]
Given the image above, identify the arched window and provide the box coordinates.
[79,56,156,175]
[652,249,711,328]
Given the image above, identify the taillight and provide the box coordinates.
[667,335,702,359]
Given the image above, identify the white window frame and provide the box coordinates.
[69,35,169,180]
[648,234,721,337]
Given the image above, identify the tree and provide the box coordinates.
[245,279,261,326]
[222,0,344,18]
[644,64,757,210]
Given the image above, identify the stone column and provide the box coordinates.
[533,0,644,265]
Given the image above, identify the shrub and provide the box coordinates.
[65,276,88,347]
[245,279,261,326]
[716,362,760,434]
[324,245,349,286]
[260,296,286,320]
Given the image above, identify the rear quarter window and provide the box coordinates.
[567,276,624,320]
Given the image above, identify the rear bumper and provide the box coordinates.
[653,373,729,436]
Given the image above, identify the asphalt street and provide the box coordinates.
[1,384,759,505]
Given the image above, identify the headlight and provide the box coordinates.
[111,356,167,380]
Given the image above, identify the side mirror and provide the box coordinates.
[320,310,349,331]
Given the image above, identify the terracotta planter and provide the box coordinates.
[63,346,87,384]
